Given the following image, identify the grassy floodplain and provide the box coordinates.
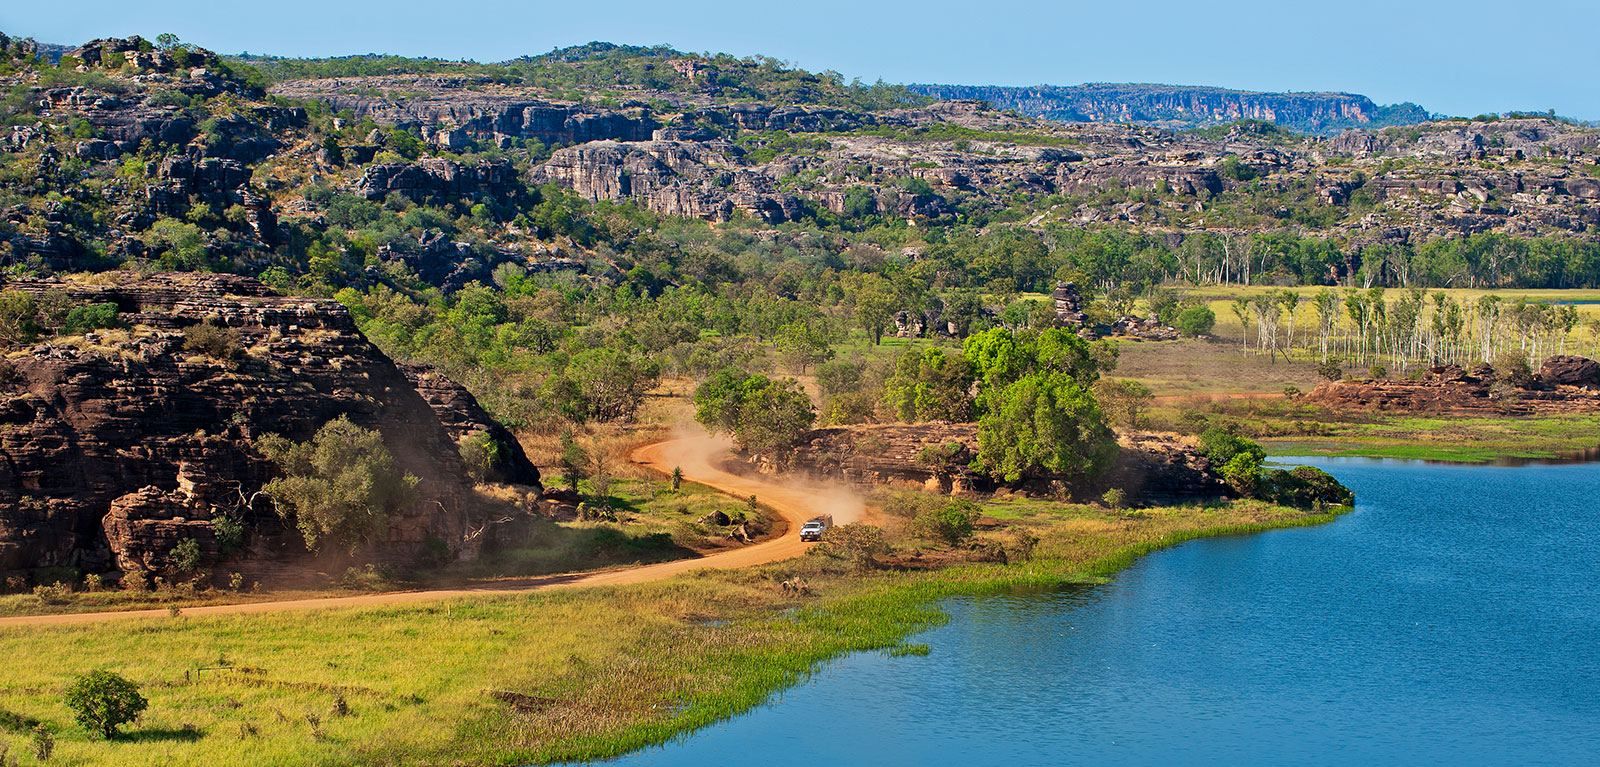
[0,498,1340,766]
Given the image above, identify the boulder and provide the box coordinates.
[700,510,731,527]
[1540,355,1600,388]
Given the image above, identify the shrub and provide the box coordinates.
[1315,357,1344,381]
[182,320,243,361]
[32,581,73,606]
[337,563,393,590]
[1197,426,1266,467]
[1009,529,1040,561]
[813,523,890,571]
[121,569,149,592]
[212,515,245,554]
[1494,353,1535,388]
[255,416,420,553]
[1260,465,1354,509]
[31,724,52,761]
[457,431,501,482]
[171,538,201,573]
[1282,385,1302,399]
[1368,364,1387,379]
[64,670,147,739]
[914,499,979,545]
[1101,488,1127,509]
[60,302,123,334]
[1175,305,1216,337]
[1220,452,1263,496]
[0,290,40,347]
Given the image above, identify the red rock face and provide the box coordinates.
[1304,358,1600,415]
[0,273,540,580]
[785,422,1227,505]
[1540,355,1600,389]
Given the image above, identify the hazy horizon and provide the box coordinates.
[7,0,1598,120]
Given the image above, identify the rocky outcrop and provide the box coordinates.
[1048,282,1178,340]
[357,157,518,201]
[785,422,1228,504]
[1303,359,1600,415]
[0,273,542,580]
[531,140,809,224]
[268,78,657,145]
[1540,355,1600,388]
[400,364,543,487]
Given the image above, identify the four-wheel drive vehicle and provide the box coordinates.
[799,515,833,541]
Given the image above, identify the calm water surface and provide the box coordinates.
[592,457,1600,766]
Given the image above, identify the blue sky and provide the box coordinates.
[7,0,1598,119]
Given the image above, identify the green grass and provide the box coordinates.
[1261,414,1600,462]
[0,498,1341,765]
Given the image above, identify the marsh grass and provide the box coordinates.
[0,496,1341,766]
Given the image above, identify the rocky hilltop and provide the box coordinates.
[5,35,1600,289]
[0,273,544,582]
[265,72,1600,244]
[908,83,1431,135]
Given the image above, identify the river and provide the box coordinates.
[591,456,1600,766]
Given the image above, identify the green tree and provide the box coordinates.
[1095,378,1153,429]
[694,369,817,460]
[1175,305,1216,337]
[0,290,40,347]
[846,273,897,345]
[64,670,147,739]
[558,430,590,491]
[914,499,979,544]
[255,416,420,553]
[881,347,975,422]
[61,302,123,334]
[973,371,1116,481]
[776,319,834,373]
[457,431,501,482]
[170,538,200,573]
[566,348,660,422]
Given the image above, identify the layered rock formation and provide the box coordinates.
[529,140,809,224]
[357,157,518,202]
[784,423,1227,505]
[269,77,658,145]
[0,273,542,580]
[1303,359,1600,415]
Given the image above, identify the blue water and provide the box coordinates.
[593,457,1600,766]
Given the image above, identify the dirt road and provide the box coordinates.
[0,435,859,629]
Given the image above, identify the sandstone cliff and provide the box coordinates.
[907,83,1431,135]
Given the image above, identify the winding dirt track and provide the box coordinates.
[0,435,847,629]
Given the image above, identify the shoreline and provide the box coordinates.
[541,504,1354,764]
[0,496,1348,766]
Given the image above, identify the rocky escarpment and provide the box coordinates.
[269,77,658,146]
[0,273,543,581]
[530,139,810,223]
[784,422,1227,505]
[908,83,1431,135]
[1303,357,1600,415]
